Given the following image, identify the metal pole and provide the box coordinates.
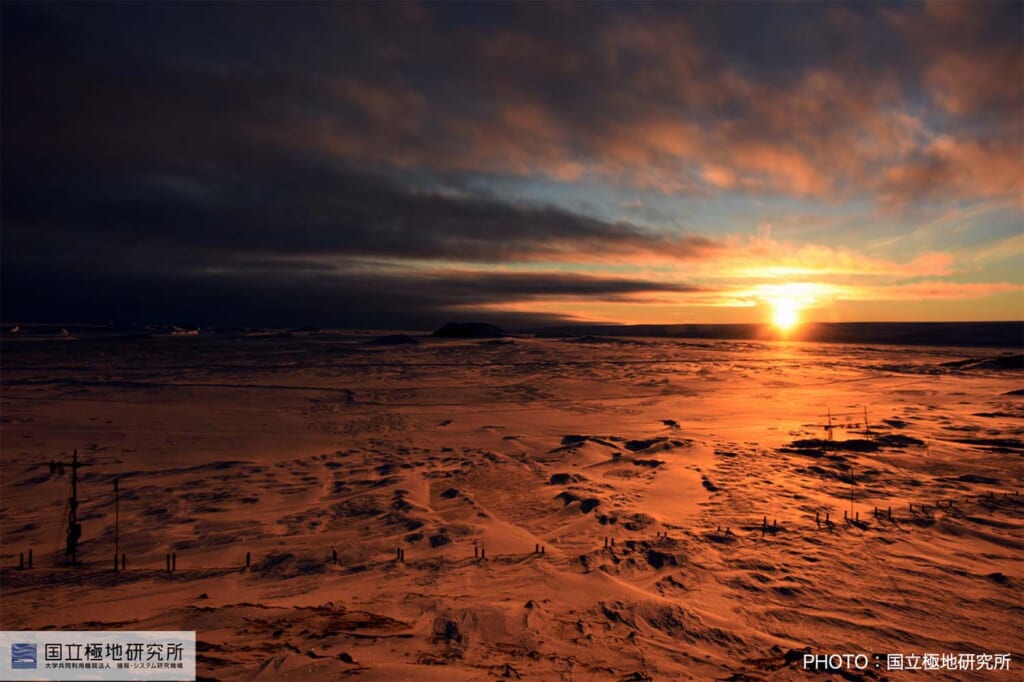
[69,449,79,564]
[849,464,855,517]
[114,478,119,571]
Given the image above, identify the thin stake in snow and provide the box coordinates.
[849,463,855,517]
[113,478,119,572]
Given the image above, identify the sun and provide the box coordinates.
[770,298,801,333]
[751,282,823,334]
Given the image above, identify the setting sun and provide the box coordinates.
[750,282,823,333]
[771,298,801,332]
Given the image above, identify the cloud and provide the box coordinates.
[2,2,1021,327]
[704,234,957,281]
[898,1,1024,123]
[1,251,708,328]
[855,280,1024,301]
[879,136,1024,208]
[6,2,1020,207]
[315,4,1018,205]
[419,270,707,304]
[1,135,718,326]
[2,150,717,267]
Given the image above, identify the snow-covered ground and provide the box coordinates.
[2,333,1020,680]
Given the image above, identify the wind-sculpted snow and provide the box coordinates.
[1,334,1021,679]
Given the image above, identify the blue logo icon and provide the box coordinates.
[11,642,37,669]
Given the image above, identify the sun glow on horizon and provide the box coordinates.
[770,297,801,333]
[755,282,826,334]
